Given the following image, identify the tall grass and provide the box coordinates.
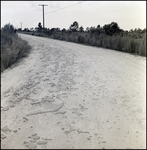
[64,32,146,56]
[60,32,145,56]
[138,33,146,56]
[19,26,146,57]
[1,23,31,72]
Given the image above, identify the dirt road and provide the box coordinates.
[1,33,146,149]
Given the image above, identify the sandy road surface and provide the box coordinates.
[1,33,146,149]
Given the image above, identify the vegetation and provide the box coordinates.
[1,22,145,73]
[18,21,146,57]
[1,23,31,72]
[69,21,79,32]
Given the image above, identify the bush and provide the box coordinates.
[138,33,146,56]
[128,39,136,53]
[1,23,31,72]
[20,22,146,57]
[77,35,85,43]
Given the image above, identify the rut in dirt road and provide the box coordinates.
[1,33,146,149]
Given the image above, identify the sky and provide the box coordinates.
[1,1,146,31]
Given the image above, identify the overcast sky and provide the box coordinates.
[1,1,146,31]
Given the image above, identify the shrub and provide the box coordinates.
[20,22,146,57]
[138,33,146,56]
[1,23,31,72]
[77,35,85,43]
[128,39,136,53]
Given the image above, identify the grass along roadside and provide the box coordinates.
[18,28,146,57]
[1,23,31,73]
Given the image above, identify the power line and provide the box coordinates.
[24,1,86,28]
[24,14,42,27]
[45,1,86,15]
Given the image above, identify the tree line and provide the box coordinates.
[18,21,146,36]
[17,21,146,56]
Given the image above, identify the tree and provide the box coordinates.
[141,28,146,34]
[35,27,38,32]
[30,27,34,31]
[129,29,133,33]
[17,28,22,31]
[103,22,122,36]
[50,28,58,35]
[136,28,143,33]
[69,21,79,32]
[62,28,66,33]
[23,28,29,32]
[97,25,100,29]
[38,22,42,32]
[79,26,84,32]
[90,26,96,34]
[86,27,90,32]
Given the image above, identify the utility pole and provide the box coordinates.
[20,22,22,30]
[39,4,48,30]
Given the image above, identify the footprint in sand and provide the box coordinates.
[1,134,7,140]
[26,97,64,116]
[24,133,49,148]
[1,126,12,134]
